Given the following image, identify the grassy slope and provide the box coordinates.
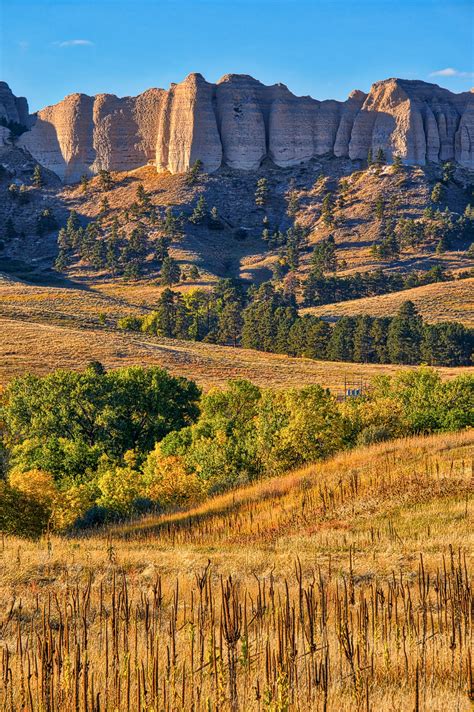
[1,431,472,710]
[302,276,474,326]
[1,276,473,389]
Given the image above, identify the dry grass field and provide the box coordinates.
[1,316,472,391]
[1,276,472,391]
[302,277,474,326]
[1,430,472,711]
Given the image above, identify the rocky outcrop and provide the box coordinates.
[0,81,29,126]
[1,74,471,182]
[156,73,222,173]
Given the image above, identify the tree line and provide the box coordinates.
[118,281,473,367]
[0,363,472,536]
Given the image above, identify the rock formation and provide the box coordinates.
[0,74,471,182]
[0,81,29,127]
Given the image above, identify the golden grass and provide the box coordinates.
[1,431,472,710]
[1,315,471,391]
[302,277,474,326]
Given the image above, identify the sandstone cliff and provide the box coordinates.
[3,74,471,182]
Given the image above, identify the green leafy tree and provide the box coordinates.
[2,365,201,477]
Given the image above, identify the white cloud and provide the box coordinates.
[430,67,474,78]
[54,39,94,48]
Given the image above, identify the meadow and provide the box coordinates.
[302,277,474,327]
[1,430,472,711]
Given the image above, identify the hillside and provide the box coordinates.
[303,276,474,326]
[1,430,472,710]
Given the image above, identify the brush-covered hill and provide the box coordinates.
[1,430,472,710]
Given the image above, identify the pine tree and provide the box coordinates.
[387,301,422,364]
[431,182,443,204]
[375,197,385,220]
[98,169,113,191]
[160,256,181,285]
[80,175,89,193]
[327,317,355,361]
[304,318,331,360]
[375,148,386,166]
[321,193,334,225]
[189,195,207,224]
[217,301,243,347]
[370,318,390,363]
[32,165,43,188]
[353,315,374,363]
[154,236,170,263]
[286,190,299,217]
[367,148,373,166]
[392,154,403,173]
[189,264,200,280]
[255,178,269,207]
[185,159,203,186]
[54,249,68,272]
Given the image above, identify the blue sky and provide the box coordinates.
[1,0,473,111]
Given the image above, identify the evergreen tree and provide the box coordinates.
[80,174,89,193]
[189,264,200,280]
[431,182,443,204]
[286,189,299,217]
[367,148,373,166]
[375,148,386,166]
[54,249,68,272]
[66,210,80,241]
[185,159,203,186]
[32,165,43,188]
[392,154,403,173]
[370,318,390,364]
[327,317,355,361]
[321,193,334,225]
[353,315,374,363]
[255,178,269,207]
[387,301,422,364]
[98,169,113,191]
[304,318,331,360]
[136,183,148,204]
[311,235,337,272]
[442,161,455,184]
[217,301,243,347]
[189,195,207,224]
[154,236,170,263]
[160,256,181,285]
[375,197,385,220]
[36,208,57,236]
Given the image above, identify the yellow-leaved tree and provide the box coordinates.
[143,445,205,509]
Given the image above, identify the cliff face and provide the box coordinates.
[0,81,29,127]
[5,74,473,182]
